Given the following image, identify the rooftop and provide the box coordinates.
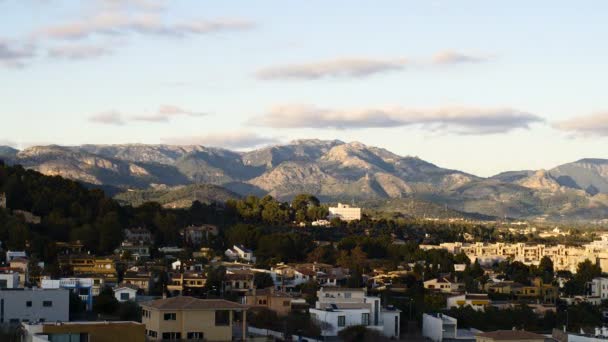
[141,296,248,311]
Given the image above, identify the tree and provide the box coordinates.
[93,286,119,315]
[254,272,275,289]
[538,256,554,283]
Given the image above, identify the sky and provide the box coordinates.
[2,0,608,177]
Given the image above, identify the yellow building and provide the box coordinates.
[245,288,297,316]
[22,321,145,342]
[141,296,248,341]
[58,255,118,282]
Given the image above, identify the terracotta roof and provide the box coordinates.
[116,283,140,291]
[476,330,546,340]
[141,296,248,310]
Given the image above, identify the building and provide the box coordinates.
[422,313,482,342]
[167,272,207,296]
[124,227,152,244]
[0,288,69,323]
[447,293,490,311]
[114,284,139,302]
[42,278,95,311]
[58,255,118,283]
[115,241,151,260]
[475,330,546,342]
[225,245,256,263]
[424,276,465,294]
[224,270,254,295]
[140,296,248,341]
[6,250,26,263]
[0,272,20,288]
[328,203,361,221]
[244,288,302,316]
[22,321,145,342]
[182,224,219,246]
[10,257,29,286]
[122,271,152,294]
[588,277,608,299]
[309,287,400,338]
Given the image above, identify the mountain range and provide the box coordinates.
[1,140,608,222]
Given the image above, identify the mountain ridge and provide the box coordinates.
[2,141,608,221]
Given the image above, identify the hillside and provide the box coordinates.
[114,184,241,208]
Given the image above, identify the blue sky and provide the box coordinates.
[2,0,608,176]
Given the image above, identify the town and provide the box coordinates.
[2,163,608,341]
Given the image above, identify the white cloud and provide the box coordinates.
[48,44,111,60]
[161,131,280,149]
[89,110,125,125]
[252,104,543,135]
[34,11,255,40]
[255,57,408,80]
[0,40,36,68]
[432,50,489,65]
[553,112,608,136]
[89,105,205,125]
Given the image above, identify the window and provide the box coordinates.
[43,301,53,307]
[120,293,130,301]
[283,301,290,307]
[187,332,204,339]
[361,313,370,326]
[163,313,176,320]
[162,332,181,340]
[215,310,230,326]
[337,316,346,327]
[344,293,351,299]
[147,330,157,338]
[0,280,7,288]
[26,301,32,307]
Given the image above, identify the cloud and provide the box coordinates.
[252,104,543,135]
[89,105,205,125]
[133,105,206,122]
[161,131,280,149]
[34,12,255,40]
[89,110,125,125]
[0,40,36,68]
[255,57,408,80]
[432,50,488,65]
[553,112,608,136]
[48,44,112,60]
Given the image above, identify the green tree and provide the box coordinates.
[253,272,275,289]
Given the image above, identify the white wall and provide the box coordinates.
[422,314,443,342]
[0,289,69,323]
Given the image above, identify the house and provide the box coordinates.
[123,271,152,294]
[167,272,207,296]
[114,283,139,302]
[140,296,248,341]
[224,270,254,295]
[424,276,465,293]
[447,293,490,311]
[422,313,482,342]
[22,321,145,342]
[115,241,151,260]
[124,227,152,244]
[0,272,20,288]
[0,288,69,323]
[328,203,361,221]
[475,330,546,342]
[309,287,400,338]
[225,245,256,263]
[182,225,219,246]
[588,277,608,299]
[58,255,118,283]
[244,288,303,316]
[42,277,95,311]
[5,250,26,263]
[8,257,28,286]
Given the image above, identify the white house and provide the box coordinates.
[422,313,482,342]
[424,277,465,294]
[5,250,26,263]
[446,293,490,312]
[114,284,138,302]
[0,272,20,289]
[225,245,256,263]
[589,277,608,299]
[328,203,361,221]
[0,288,69,323]
[309,287,400,338]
